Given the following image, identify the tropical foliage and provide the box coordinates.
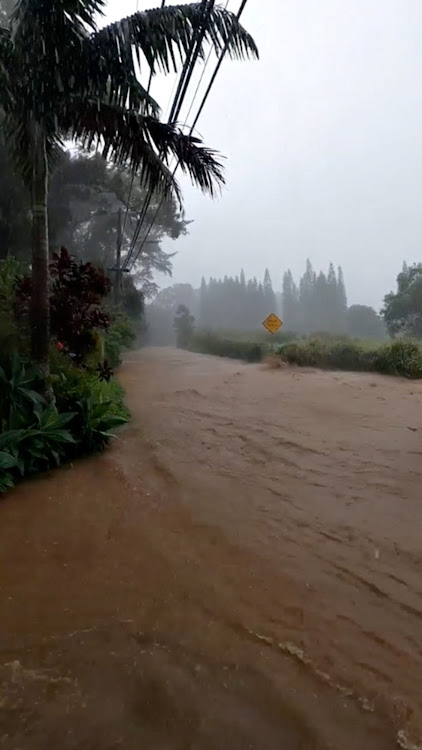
[16,247,112,363]
[0,253,131,493]
[0,0,257,373]
[0,352,129,492]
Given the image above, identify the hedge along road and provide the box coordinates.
[1,347,422,750]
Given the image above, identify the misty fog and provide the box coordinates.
[107,0,422,310]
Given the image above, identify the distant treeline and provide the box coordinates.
[282,260,347,334]
[199,269,276,330]
[198,261,348,333]
[146,260,386,344]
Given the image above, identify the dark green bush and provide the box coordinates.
[0,352,129,492]
[0,354,45,430]
[51,349,129,455]
[372,339,422,378]
[190,332,263,362]
[0,403,76,492]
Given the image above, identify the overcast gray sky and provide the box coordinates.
[107,0,422,309]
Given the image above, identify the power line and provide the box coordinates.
[123,0,210,271]
[120,0,166,268]
[123,0,215,272]
[145,0,166,97]
[191,0,249,133]
[182,0,230,129]
[167,0,210,124]
[127,0,251,274]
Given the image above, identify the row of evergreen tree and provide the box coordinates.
[198,269,276,330]
[282,260,347,333]
[197,260,348,333]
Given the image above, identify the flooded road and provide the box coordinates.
[1,348,422,749]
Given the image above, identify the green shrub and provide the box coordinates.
[278,336,422,379]
[0,352,129,492]
[0,353,45,430]
[190,332,263,362]
[0,404,76,489]
[51,350,128,454]
[104,313,136,369]
[372,339,422,378]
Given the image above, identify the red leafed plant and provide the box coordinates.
[16,248,112,364]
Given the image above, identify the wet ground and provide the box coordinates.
[1,348,422,749]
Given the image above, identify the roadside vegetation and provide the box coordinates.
[0,254,133,493]
[0,0,257,493]
[278,337,422,378]
[187,331,422,379]
[153,260,422,381]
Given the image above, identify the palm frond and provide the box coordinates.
[58,98,181,200]
[145,116,225,196]
[77,33,160,114]
[58,98,225,199]
[8,0,107,123]
[94,3,259,78]
[11,0,105,34]
[170,134,225,198]
[9,1,160,119]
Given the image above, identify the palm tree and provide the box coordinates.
[0,0,257,378]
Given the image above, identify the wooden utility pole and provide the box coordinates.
[113,207,123,306]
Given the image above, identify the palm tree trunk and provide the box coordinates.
[30,124,50,380]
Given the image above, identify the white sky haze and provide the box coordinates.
[106,0,422,308]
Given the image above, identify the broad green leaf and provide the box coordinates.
[0,473,15,493]
[97,416,128,429]
[0,451,18,469]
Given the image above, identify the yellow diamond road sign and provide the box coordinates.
[262,313,283,334]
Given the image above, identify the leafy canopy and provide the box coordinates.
[0,0,258,198]
[382,263,422,338]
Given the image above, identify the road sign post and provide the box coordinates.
[262,313,283,352]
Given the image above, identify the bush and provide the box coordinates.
[188,330,422,379]
[0,353,44,430]
[278,336,422,379]
[103,313,136,369]
[190,332,263,362]
[16,247,111,365]
[0,405,76,491]
[372,339,422,379]
[51,350,129,455]
[0,351,129,492]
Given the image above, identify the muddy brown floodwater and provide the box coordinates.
[1,348,422,749]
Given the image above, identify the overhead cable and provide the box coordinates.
[127,0,251,274]
[123,0,214,271]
